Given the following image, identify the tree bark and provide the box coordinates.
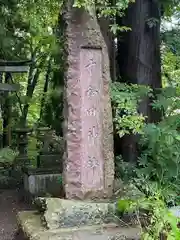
[39,58,51,121]
[116,0,162,161]
[98,17,116,81]
[20,68,40,126]
[118,0,161,118]
[20,59,44,126]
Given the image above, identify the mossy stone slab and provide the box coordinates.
[17,211,140,240]
[34,198,117,229]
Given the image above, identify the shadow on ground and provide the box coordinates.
[0,189,33,240]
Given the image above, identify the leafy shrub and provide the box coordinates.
[117,192,180,240]
[111,82,150,137]
[138,124,180,190]
[112,83,180,196]
[112,82,180,238]
[0,147,18,166]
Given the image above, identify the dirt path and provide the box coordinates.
[0,189,32,240]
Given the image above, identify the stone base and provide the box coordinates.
[23,169,63,197]
[37,154,63,169]
[34,198,119,229]
[17,211,140,240]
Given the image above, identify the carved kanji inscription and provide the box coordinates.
[86,107,96,116]
[80,48,103,191]
[87,126,98,145]
[85,57,96,77]
[86,85,98,98]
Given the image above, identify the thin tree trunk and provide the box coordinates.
[3,73,11,147]
[20,59,44,126]
[39,58,51,121]
[21,68,40,126]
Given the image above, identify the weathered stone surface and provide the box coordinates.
[63,0,114,200]
[17,211,45,240]
[17,211,140,240]
[72,230,140,240]
[24,173,62,197]
[34,198,117,230]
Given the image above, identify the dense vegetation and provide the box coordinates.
[0,0,180,238]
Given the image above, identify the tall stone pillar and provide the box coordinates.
[63,1,114,200]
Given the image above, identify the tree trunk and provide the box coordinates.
[116,0,162,161]
[3,73,11,147]
[98,17,116,81]
[39,58,51,121]
[20,63,42,127]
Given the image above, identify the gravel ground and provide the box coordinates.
[0,189,32,240]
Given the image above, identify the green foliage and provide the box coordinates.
[117,193,180,239]
[0,0,22,59]
[113,72,180,199]
[41,88,64,134]
[113,85,180,202]
[137,124,180,193]
[115,155,136,180]
[0,147,18,165]
[111,82,150,137]
[17,0,60,58]
[0,0,63,130]
[74,0,133,33]
[110,24,131,35]
[27,135,38,167]
[57,175,63,185]
[161,0,180,17]
[113,74,180,238]
[117,199,135,214]
[73,0,132,15]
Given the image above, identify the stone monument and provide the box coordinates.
[16,4,141,240]
[63,0,114,200]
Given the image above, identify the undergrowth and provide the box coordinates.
[112,82,180,239]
